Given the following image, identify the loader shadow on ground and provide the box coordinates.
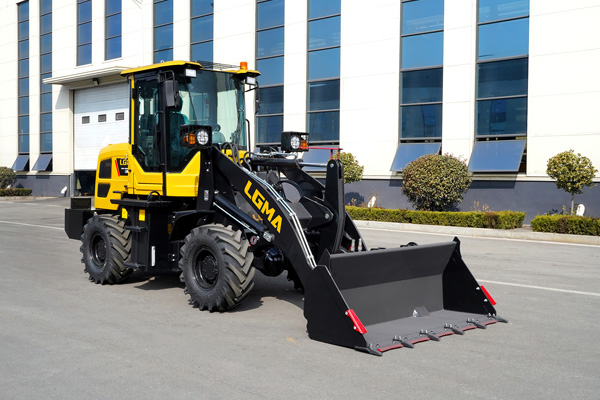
[126,269,304,312]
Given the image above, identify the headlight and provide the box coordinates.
[197,129,210,146]
[281,131,309,152]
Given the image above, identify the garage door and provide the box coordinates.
[74,83,129,170]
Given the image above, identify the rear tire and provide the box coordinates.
[80,215,132,284]
[180,224,255,311]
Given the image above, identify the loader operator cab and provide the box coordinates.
[130,61,254,173]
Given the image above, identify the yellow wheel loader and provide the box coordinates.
[65,61,505,355]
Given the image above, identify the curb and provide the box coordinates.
[354,220,600,246]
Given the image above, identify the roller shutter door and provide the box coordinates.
[74,83,129,170]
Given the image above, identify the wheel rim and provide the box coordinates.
[193,248,219,289]
[91,233,107,268]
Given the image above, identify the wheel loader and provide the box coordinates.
[65,60,506,355]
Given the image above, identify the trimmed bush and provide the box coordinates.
[546,150,597,214]
[402,154,472,211]
[346,206,525,230]
[0,188,32,197]
[0,166,16,189]
[531,215,600,236]
[338,152,364,184]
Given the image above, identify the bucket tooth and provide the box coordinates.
[467,318,486,329]
[393,335,414,349]
[444,323,464,335]
[489,314,508,323]
[420,329,440,341]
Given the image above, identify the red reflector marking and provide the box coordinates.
[481,285,497,305]
[345,309,367,334]
[114,159,121,177]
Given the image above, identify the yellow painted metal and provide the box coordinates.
[165,151,201,197]
[139,209,146,222]
[128,156,163,196]
[94,143,129,211]
[121,207,128,219]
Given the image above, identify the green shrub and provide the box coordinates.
[0,188,32,197]
[346,206,525,229]
[338,152,364,184]
[531,215,600,236]
[0,166,16,189]
[401,154,472,211]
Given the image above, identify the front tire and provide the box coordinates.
[180,224,255,311]
[80,215,132,284]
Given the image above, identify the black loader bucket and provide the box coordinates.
[303,238,506,355]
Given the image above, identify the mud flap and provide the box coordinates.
[303,238,506,355]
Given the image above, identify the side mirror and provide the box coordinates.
[164,79,181,109]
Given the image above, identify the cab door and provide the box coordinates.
[128,76,164,195]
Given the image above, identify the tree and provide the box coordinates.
[0,166,16,189]
[338,152,364,184]
[401,154,472,211]
[546,150,597,215]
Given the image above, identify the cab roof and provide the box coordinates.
[121,60,260,77]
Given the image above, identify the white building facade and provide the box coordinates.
[1,0,599,219]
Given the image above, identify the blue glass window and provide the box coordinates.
[41,93,53,113]
[106,37,121,60]
[41,34,52,54]
[256,115,283,144]
[78,1,92,24]
[257,27,284,58]
[478,18,529,60]
[19,40,29,59]
[40,134,53,153]
[401,104,442,138]
[19,21,29,41]
[41,14,52,35]
[256,57,284,85]
[41,0,52,15]
[308,48,340,80]
[257,0,284,29]
[257,86,284,115]
[309,0,340,19]
[154,0,173,26]
[390,142,442,171]
[300,148,333,171]
[401,32,443,69]
[402,0,444,35]
[154,49,173,64]
[19,116,30,134]
[402,68,442,104]
[41,54,52,74]
[78,23,92,45]
[477,97,527,136]
[78,43,92,65]
[192,0,213,17]
[19,97,29,115]
[191,42,213,62]
[18,59,28,78]
[469,139,526,172]
[477,58,528,98]
[19,78,29,97]
[308,16,340,50]
[41,73,52,94]
[154,25,173,50]
[33,153,53,170]
[13,155,29,171]
[308,80,340,111]
[307,111,339,142]
[106,14,121,38]
[106,0,121,16]
[191,15,213,43]
[18,2,29,21]
[479,0,529,23]
[41,113,52,133]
